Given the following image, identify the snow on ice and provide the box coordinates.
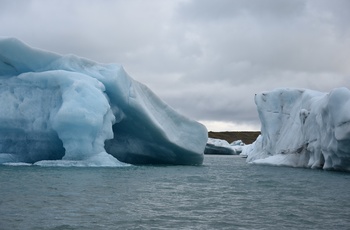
[0,37,208,166]
[242,88,350,171]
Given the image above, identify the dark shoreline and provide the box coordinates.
[208,131,260,144]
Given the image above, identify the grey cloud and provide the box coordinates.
[309,0,350,33]
[178,0,306,22]
[176,2,349,75]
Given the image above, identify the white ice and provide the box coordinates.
[0,37,207,166]
[205,138,244,155]
[242,88,350,171]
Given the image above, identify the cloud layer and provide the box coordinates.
[1,0,349,131]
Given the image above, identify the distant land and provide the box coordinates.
[208,131,260,144]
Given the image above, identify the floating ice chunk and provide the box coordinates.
[243,88,350,171]
[205,138,243,155]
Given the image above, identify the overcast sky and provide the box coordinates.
[1,0,349,131]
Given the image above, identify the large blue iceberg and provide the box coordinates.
[0,37,207,166]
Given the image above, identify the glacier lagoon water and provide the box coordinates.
[1,155,349,230]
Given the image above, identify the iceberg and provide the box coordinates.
[0,37,207,166]
[242,88,350,171]
[205,138,244,155]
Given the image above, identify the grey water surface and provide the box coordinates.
[1,155,349,230]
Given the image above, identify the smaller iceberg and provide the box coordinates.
[205,138,244,155]
[242,88,350,171]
